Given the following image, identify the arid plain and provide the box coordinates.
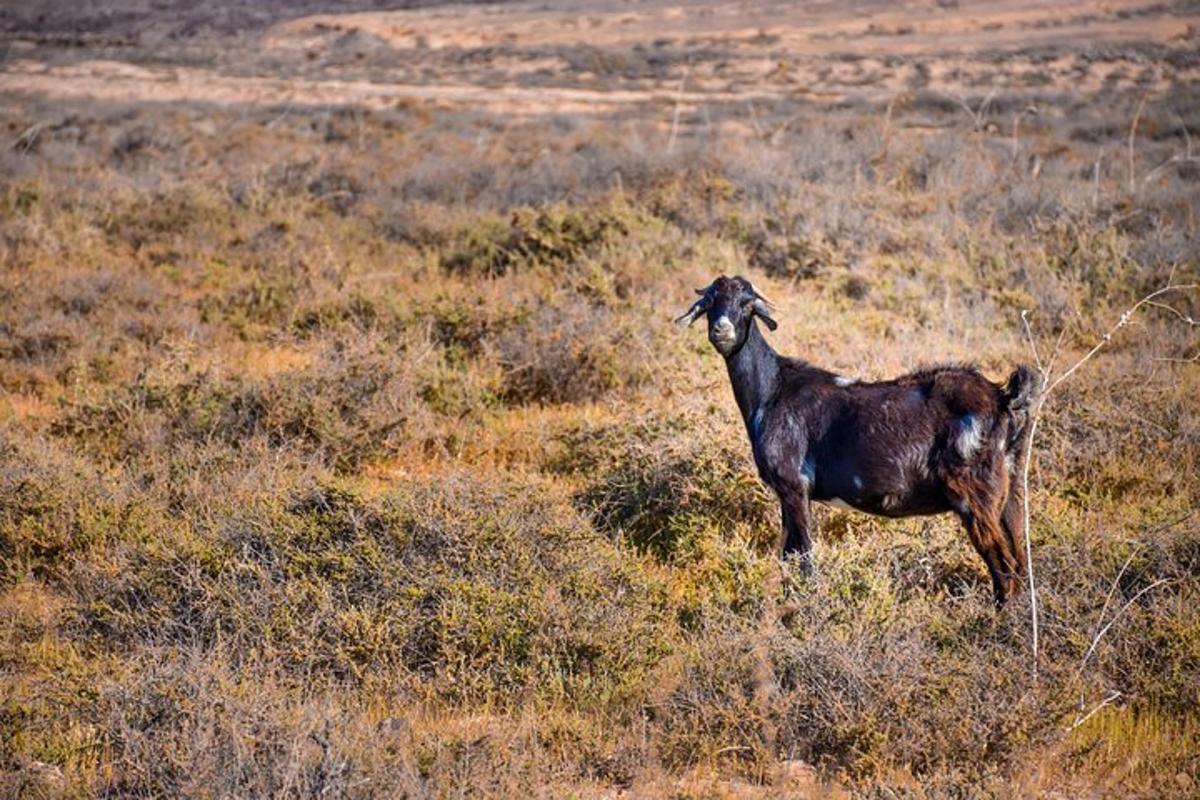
[2,0,1199,796]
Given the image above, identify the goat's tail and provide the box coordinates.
[1002,365,1041,456]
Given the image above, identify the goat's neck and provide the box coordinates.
[724,321,780,432]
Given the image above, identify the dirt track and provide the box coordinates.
[0,57,757,115]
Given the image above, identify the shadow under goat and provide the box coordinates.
[677,276,1039,606]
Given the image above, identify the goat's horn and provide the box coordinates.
[675,298,707,327]
[746,281,773,306]
[694,288,707,296]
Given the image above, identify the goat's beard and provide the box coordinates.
[709,333,739,357]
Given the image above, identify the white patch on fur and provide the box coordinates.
[956,414,984,459]
[881,494,900,511]
[834,375,857,387]
[902,442,929,475]
[852,475,864,491]
[798,455,815,488]
[822,497,855,511]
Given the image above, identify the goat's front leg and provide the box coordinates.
[779,487,814,574]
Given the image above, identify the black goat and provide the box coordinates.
[677,276,1039,605]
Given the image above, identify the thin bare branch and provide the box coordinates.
[1019,282,1199,683]
[666,64,691,156]
[1047,284,1200,396]
[1020,310,1046,378]
[1076,578,1171,679]
[1073,548,1140,688]
[1066,690,1123,733]
[1128,94,1147,194]
[1018,311,1048,678]
[1140,113,1199,184]
[1153,351,1200,364]
[1011,105,1037,160]
[1142,153,1200,185]
[1019,401,1042,678]
[944,88,996,130]
[1043,327,1068,378]
[1143,300,1198,325]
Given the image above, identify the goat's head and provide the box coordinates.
[675,275,778,356]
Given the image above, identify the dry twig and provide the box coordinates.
[1019,282,1199,680]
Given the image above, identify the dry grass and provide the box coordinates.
[2,23,1199,797]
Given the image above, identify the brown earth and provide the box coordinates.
[2,0,1197,116]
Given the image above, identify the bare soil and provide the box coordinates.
[2,0,1197,116]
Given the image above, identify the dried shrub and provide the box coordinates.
[52,338,431,471]
[2,68,1198,799]
[495,299,653,405]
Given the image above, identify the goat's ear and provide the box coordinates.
[743,279,778,331]
[752,298,778,331]
[675,297,707,327]
[677,282,715,327]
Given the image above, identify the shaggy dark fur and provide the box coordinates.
[678,275,1039,605]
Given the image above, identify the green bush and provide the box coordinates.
[555,415,775,560]
[59,475,669,705]
[441,204,631,277]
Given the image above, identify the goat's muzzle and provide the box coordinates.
[709,316,735,343]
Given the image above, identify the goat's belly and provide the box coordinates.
[813,488,950,518]
[818,497,857,512]
[809,455,948,518]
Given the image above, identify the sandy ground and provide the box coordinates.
[0,57,757,115]
[1,1,1197,116]
[264,0,1192,53]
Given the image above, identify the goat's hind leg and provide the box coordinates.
[943,434,1025,605]
[999,478,1029,583]
[947,473,1024,606]
[961,509,1022,606]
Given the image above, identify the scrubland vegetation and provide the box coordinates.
[2,10,1200,795]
